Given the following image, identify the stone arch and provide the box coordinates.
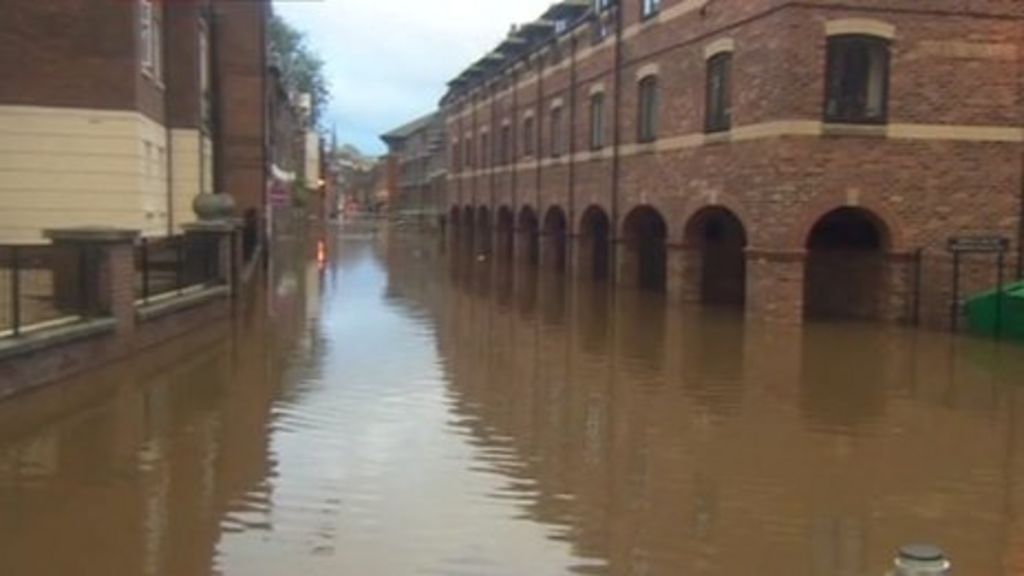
[542,205,569,272]
[496,205,515,261]
[683,206,749,307]
[620,205,668,292]
[789,195,905,253]
[804,206,896,320]
[578,205,611,281]
[517,205,540,265]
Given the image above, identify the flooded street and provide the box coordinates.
[1,227,1024,575]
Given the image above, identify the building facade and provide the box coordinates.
[0,0,273,247]
[382,112,447,223]
[442,0,1024,327]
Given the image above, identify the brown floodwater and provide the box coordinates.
[1,227,1024,576]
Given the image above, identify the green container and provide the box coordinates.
[964,281,1024,341]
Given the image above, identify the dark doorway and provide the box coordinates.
[805,207,890,320]
[518,206,540,266]
[685,207,747,307]
[543,206,568,273]
[622,206,668,292]
[579,205,611,281]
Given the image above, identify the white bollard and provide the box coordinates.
[892,544,950,576]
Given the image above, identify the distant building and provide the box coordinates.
[381,112,447,222]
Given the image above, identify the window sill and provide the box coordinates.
[641,11,661,25]
[822,123,888,138]
[703,130,732,144]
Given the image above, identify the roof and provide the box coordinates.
[380,111,439,144]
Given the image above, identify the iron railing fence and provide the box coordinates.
[135,235,222,305]
[0,244,90,338]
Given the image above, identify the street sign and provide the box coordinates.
[947,236,1010,253]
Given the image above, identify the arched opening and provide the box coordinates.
[579,205,611,281]
[684,207,748,307]
[476,206,492,255]
[461,206,475,250]
[804,207,891,320]
[447,206,460,247]
[496,206,515,261]
[542,206,568,272]
[621,205,668,292]
[517,206,540,266]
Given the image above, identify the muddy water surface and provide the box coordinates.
[0,229,1023,575]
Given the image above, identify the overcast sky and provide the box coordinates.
[273,0,552,156]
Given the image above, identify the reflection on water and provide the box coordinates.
[1,228,1024,575]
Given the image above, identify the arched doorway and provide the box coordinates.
[684,207,748,307]
[804,207,891,320]
[517,206,540,265]
[542,206,568,272]
[496,206,515,261]
[461,206,475,251]
[621,205,668,292]
[579,205,611,281]
[476,206,492,255]
[448,206,461,247]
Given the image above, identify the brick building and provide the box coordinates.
[442,0,1024,327]
[381,112,447,223]
[0,0,272,249]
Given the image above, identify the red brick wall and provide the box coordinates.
[0,0,136,110]
[444,1,1023,326]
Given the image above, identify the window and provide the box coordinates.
[523,116,535,157]
[500,125,511,164]
[637,76,659,143]
[642,0,661,19]
[705,53,732,133]
[590,93,605,149]
[464,139,472,168]
[199,24,211,124]
[451,142,460,172]
[481,133,489,168]
[825,35,890,124]
[139,0,163,82]
[550,107,564,157]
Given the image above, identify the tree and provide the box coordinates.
[269,13,330,127]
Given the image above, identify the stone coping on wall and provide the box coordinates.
[0,317,117,362]
[136,285,230,323]
[44,227,141,244]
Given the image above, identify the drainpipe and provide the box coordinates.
[568,33,578,264]
[536,54,544,216]
[164,4,174,236]
[489,83,497,215]
[610,5,624,274]
[511,70,518,217]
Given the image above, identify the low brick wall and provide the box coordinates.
[0,225,239,402]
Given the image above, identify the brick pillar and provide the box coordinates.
[515,229,538,265]
[745,248,806,325]
[183,221,238,292]
[883,251,916,323]
[540,232,567,272]
[678,245,703,303]
[572,235,591,280]
[665,244,695,303]
[616,241,638,288]
[45,227,140,337]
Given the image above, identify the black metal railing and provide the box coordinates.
[0,244,89,338]
[135,235,223,305]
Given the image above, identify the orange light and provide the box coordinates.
[316,240,326,268]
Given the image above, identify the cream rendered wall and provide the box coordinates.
[170,129,201,232]
[0,105,170,243]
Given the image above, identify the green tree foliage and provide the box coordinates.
[269,13,330,127]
